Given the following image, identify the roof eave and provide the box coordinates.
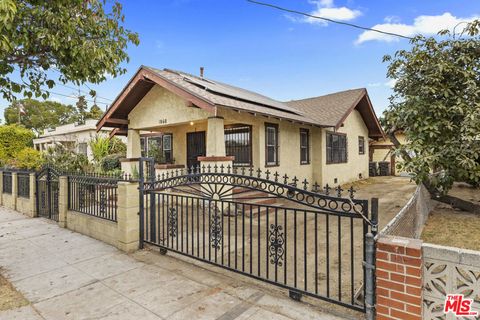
[333,89,385,139]
[96,66,217,132]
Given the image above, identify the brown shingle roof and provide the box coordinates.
[285,88,366,127]
[98,66,384,138]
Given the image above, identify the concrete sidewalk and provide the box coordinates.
[0,208,356,320]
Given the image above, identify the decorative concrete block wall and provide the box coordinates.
[423,243,480,319]
[0,171,36,216]
[376,235,423,320]
[58,178,139,253]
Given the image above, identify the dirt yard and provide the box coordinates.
[345,176,417,229]
[421,183,480,250]
[143,176,416,310]
[0,270,29,311]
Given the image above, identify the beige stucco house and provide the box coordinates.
[97,66,384,186]
[370,132,407,176]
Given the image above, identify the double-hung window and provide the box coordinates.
[140,133,173,163]
[326,132,347,164]
[358,136,365,155]
[300,128,310,164]
[265,123,279,166]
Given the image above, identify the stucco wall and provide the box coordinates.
[126,84,371,187]
[66,210,118,247]
[320,110,370,186]
[129,85,212,130]
[2,194,15,210]
[218,108,317,184]
[16,196,34,217]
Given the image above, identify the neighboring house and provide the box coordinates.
[33,119,117,161]
[97,66,384,186]
[370,132,407,176]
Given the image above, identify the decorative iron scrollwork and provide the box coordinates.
[167,207,178,238]
[79,189,86,209]
[99,189,106,215]
[269,224,285,266]
[53,189,59,214]
[41,191,46,209]
[209,204,222,249]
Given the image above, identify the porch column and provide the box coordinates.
[206,116,226,157]
[199,116,234,169]
[127,129,141,158]
[122,129,141,175]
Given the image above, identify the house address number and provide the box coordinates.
[159,119,167,124]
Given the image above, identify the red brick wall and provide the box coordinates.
[375,236,423,320]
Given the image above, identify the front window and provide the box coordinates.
[78,143,88,156]
[265,123,279,166]
[326,132,347,164]
[225,125,252,166]
[358,136,365,155]
[300,128,310,164]
[141,134,174,163]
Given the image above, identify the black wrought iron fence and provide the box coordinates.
[140,163,378,313]
[17,172,30,198]
[3,171,12,194]
[68,175,120,222]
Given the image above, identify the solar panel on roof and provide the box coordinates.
[176,72,302,114]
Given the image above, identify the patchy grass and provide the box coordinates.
[421,205,480,251]
[0,271,29,311]
[421,183,480,251]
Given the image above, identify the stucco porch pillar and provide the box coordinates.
[199,116,234,170]
[127,129,141,158]
[206,116,226,157]
[122,129,142,175]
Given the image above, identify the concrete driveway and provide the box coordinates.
[0,208,355,320]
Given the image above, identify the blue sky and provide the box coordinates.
[2,0,479,119]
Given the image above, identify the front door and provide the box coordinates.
[186,131,206,169]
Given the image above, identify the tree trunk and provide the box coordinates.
[434,194,480,214]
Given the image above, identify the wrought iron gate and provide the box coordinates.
[36,166,60,221]
[139,160,378,313]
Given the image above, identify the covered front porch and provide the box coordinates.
[122,115,255,176]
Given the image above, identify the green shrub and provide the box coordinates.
[101,154,123,172]
[10,148,44,170]
[0,125,35,164]
[89,135,110,163]
[43,144,92,172]
[110,137,126,156]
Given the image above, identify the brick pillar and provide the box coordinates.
[11,172,18,210]
[117,181,139,253]
[29,173,37,217]
[58,176,68,227]
[376,235,423,320]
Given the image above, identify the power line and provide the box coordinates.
[55,83,113,102]
[40,89,109,106]
[246,0,414,41]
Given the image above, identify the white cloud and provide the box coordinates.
[356,12,480,44]
[385,79,397,88]
[303,0,362,25]
[367,79,397,88]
